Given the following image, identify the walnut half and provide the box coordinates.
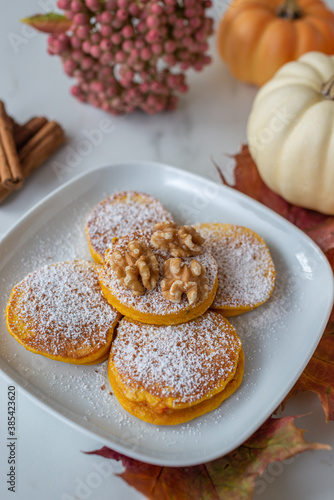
[110,240,159,296]
[150,221,204,257]
[161,257,208,305]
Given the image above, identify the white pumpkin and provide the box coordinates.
[247,51,334,215]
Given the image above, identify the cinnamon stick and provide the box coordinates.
[0,139,12,186]
[19,121,61,161]
[21,122,65,177]
[14,116,48,150]
[0,122,65,203]
[0,101,23,189]
[8,116,20,133]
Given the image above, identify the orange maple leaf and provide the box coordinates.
[86,416,329,500]
[217,145,334,420]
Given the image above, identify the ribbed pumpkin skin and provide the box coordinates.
[218,0,334,86]
[247,52,334,215]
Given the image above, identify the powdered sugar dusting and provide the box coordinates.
[86,191,173,258]
[0,184,313,458]
[196,224,275,308]
[230,255,297,340]
[9,260,120,357]
[101,228,218,314]
[112,312,241,405]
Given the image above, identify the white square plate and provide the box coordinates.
[0,162,333,466]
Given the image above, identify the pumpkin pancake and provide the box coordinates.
[194,223,275,316]
[108,312,244,425]
[6,260,121,364]
[86,191,174,264]
[99,228,218,325]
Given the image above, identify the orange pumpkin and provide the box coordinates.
[217,0,334,86]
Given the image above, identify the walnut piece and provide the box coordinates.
[110,240,159,296]
[161,257,208,305]
[150,221,204,257]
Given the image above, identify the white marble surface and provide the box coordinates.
[1,1,334,499]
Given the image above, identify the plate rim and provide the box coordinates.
[0,160,333,466]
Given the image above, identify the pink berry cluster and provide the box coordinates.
[48,0,213,114]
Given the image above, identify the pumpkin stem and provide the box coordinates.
[276,0,303,20]
[322,75,334,100]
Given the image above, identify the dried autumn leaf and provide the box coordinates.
[217,145,331,231]
[21,13,72,34]
[86,416,329,500]
[217,145,334,420]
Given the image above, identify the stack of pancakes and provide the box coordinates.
[6,190,275,425]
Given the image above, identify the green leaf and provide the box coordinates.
[21,13,72,34]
